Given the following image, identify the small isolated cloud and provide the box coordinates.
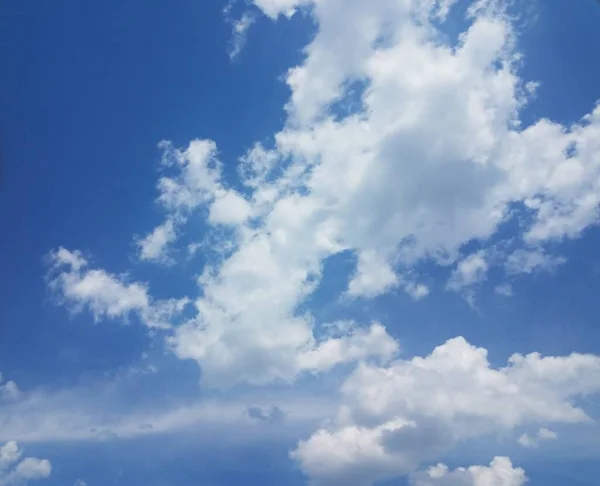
[0,442,51,486]
[136,217,178,263]
[518,427,558,448]
[495,283,513,297]
[226,11,256,60]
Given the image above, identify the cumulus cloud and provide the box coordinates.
[411,457,526,486]
[136,217,178,263]
[134,139,223,263]
[36,4,600,485]
[45,0,600,392]
[46,0,600,406]
[0,442,51,486]
[171,320,398,386]
[47,248,189,329]
[347,250,399,298]
[157,0,600,387]
[291,337,600,485]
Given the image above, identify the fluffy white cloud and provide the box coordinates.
[47,248,189,329]
[46,0,600,392]
[51,0,600,391]
[411,457,526,486]
[252,0,311,19]
[136,218,178,263]
[171,314,397,386]
[135,139,223,262]
[162,0,600,387]
[0,442,51,486]
[209,189,252,226]
[291,337,600,485]
[347,250,399,298]
[244,0,600,286]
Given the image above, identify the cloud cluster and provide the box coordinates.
[160,0,600,386]
[411,457,526,486]
[44,0,600,483]
[0,442,51,486]
[48,0,600,389]
[291,337,600,485]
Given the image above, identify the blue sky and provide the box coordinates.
[1,1,600,485]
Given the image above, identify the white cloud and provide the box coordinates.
[505,248,566,275]
[136,218,178,263]
[347,250,399,298]
[538,427,558,440]
[447,252,489,292]
[252,0,311,19]
[171,313,397,387]
[135,139,223,263]
[411,457,526,486]
[0,442,51,486]
[0,375,19,401]
[226,11,256,60]
[45,0,600,390]
[404,282,430,300]
[516,433,536,448]
[209,189,252,226]
[0,372,336,443]
[291,337,600,485]
[47,248,188,329]
[296,323,399,373]
[518,427,558,448]
[495,283,513,297]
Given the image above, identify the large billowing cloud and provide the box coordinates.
[291,337,600,485]
[47,0,600,388]
[45,0,600,483]
[0,442,51,486]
